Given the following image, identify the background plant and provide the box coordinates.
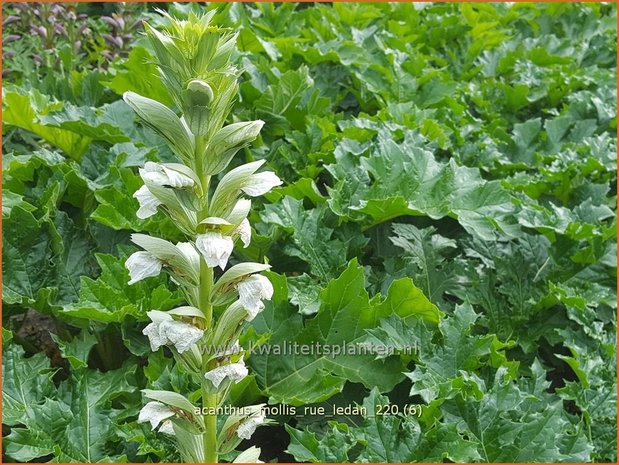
[2,1,145,104]
[2,2,616,463]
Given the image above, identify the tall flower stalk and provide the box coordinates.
[123,11,280,463]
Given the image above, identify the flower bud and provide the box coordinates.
[3,16,21,26]
[33,26,46,39]
[4,34,21,43]
[101,16,120,29]
[187,80,214,105]
[103,34,123,49]
[55,24,67,37]
[182,79,214,137]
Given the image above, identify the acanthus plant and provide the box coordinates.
[121,11,281,463]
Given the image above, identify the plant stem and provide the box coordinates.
[198,154,218,461]
[203,383,219,463]
[196,136,210,222]
[199,258,218,462]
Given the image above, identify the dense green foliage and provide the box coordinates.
[2,2,616,463]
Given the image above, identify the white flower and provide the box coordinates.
[159,420,175,435]
[211,340,243,358]
[133,185,162,219]
[138,402,175,430]
[235,219,252,248]
[142,322,168,351]
[204,360,248,389]
[196,231,234,270]
[160,319,204,353]
[237,275,274,320]
[139,162,194,188]
[241,172,282,197]
[142,311,204,353]
[126,251,163,285]
[236,408,266,440]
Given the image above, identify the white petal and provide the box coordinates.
[159,420,176,435]
[235,219,252,248]
[241,172,282,197]
[140,162,194,188]
[146,309,174,324]
[138,401,175,430]
[245,300,265,322]
[204,361,248,389]
[126,251,163,285]
[175,241,201,274]
[236,411,266,440]
[133,185,162,219]
[139,162,169,186]
[227,199,252,225]
[233,447,263,463]
[159,320,204,353]
[143,322,168,351]
[196,232,234,270]
[162,165,194,187]
[237,275,274,317]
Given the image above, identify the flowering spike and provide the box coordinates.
[123,12,275,463]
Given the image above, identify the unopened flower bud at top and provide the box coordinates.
[183,79,215,137]
[186,79,214,106]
